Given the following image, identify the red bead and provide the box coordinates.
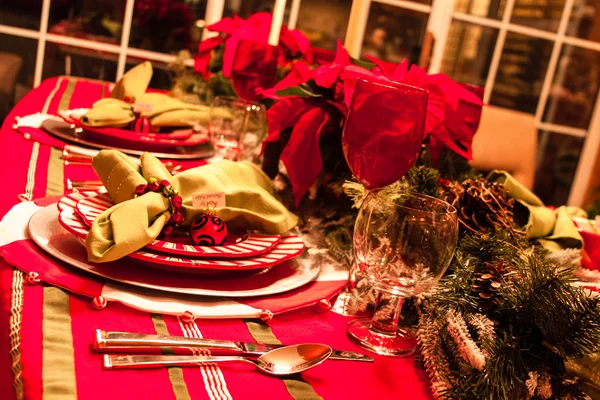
[171,212,184,226]
[131,115,152,133]
[181,310,196,324]
[135,184,148,196]
[171,195,182,208]
[148,181,160,192]
[26,271,40,284]
[92,296,107,310]
[259,310,273,323]
[318,299,332,310]
[189,214,228,246]
[160,180,170,188]
[163,225,174,236]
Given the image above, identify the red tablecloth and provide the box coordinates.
[0,77,433,400]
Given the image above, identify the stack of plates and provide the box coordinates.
[27,192,319,298]
[41,109,214,159]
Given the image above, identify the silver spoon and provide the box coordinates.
[103,343,332,376]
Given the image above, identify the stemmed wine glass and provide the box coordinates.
[338,77,459,355]
[208,96,267,162]
[348,190,457,355]
[332,77,429,315]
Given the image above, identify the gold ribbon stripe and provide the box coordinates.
[244,319,324,400]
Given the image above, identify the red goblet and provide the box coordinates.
[342,78,428,190]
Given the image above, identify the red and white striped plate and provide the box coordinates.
[75,191,283,258]
[57,192,305,272]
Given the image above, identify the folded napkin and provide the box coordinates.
[80,94,219,128]
[109,61,153,102]
[80,61,231,128]
[489,170,585,250]
[86,150,298,262]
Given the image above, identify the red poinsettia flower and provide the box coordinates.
[261,43,354,204]
[194,12,311,79]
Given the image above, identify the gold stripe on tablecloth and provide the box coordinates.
[58,79,76,112]
[244,319,324,400]
[151,314,191,400]
[46,147,64,197]
[42,286,77,400]
[8,269,25,400]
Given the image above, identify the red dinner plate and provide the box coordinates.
[58,192,305,272]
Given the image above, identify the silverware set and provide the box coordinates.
[95,329,373,375]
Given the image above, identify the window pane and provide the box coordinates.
[129,0,207,54]
[534,131,583,206]
[42,43,118,82]
[0,1,42,30]
[296,0,352,51]
[490,32,553,113]
[454,0,507,20]
[362,4,429,64]
[510,0,566,32]
[543,45,600,129]
[441,20,499,88]
[567,0,600,43]
[48,0,125,44]
[0,34,37,120]
[224,0,291,19]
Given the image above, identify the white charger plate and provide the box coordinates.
[28,205,320,298]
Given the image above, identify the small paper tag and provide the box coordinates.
[192,192,226,209]
[133,101,154,114]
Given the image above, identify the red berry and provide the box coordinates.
[171,195,182,208]
[148,181,160,192]
[135,184,148,195]
[171,212,184,225]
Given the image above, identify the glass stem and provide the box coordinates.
[369,292,403,336]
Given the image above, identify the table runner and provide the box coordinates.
[0,77,433,399]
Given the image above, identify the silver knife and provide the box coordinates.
[94,330,373,362]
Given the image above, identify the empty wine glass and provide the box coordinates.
[208,96,267,162]
[347,190,458,356]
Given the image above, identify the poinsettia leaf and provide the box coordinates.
[275,85,322,98]
[350,56,375,70]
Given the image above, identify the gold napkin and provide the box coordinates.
[488,170,585,250]
[80,94,217,128]
[80,61,232,128]
[109,61,153,102]
[86,150,298,262]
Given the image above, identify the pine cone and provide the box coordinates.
[474,260,509,310]
[441,178,515,234]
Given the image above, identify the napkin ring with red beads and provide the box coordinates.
[134,177,183,236]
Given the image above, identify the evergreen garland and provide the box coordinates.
[335,164,600,399]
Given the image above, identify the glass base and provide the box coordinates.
[347,318,417,356]
[330,291,368,317]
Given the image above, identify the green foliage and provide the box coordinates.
[404,166,442,199]
[421,229,600,399]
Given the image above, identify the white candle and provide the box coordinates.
[287,0,301,30]
[269,0,287,46]
[344,0,370,59]
[202,0,225,41]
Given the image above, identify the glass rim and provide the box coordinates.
[354,77,429,97]
[368,189,457,216]
[212,95,265,108]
